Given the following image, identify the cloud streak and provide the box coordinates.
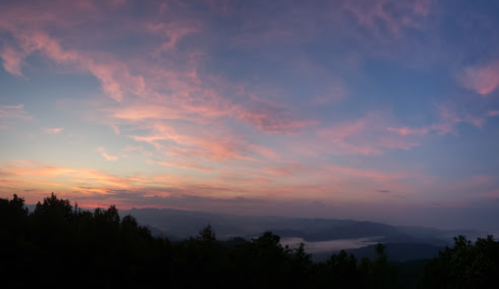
[43,127,64,134]
[96,147,119,161]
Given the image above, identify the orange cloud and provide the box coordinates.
[152,160,221,173]
[128,177,153,183]
[101,153,119,161]
[4,160,130,189]
[95,147,119,161]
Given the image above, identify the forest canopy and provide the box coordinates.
[1,194,498,288]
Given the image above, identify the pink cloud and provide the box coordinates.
[264,164,304,176]
[458,175,494,188]
[1,30,145,102]
[0,46,25,76]
[127,121,277,166]
[135,70,314,134]
[326,164,407,181]
[237,107,318,134]
[483,189,499,198]
[389,103,496,137]
[487,110,499,117]
[431,104,487,135]
[43,127,64,134]
[319,119,365,141]
[0,104,30,120]
[218,174,270,185]
[110,0,128,7]
[109,104,197,122]
[146,21,200,53]
[459,61,499,95]
[412,0,433,16]
[1,2,322,139]
[387,127,430,136]
[429,174,496,197]
[0,104,31,129]
[255,161,418,203]
[315,111,420,156]
[343,0,435,37]
[312,85,348,105]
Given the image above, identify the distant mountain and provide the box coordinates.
[118,207,490,246]
[121,207,411,242]
[25,204,491,261]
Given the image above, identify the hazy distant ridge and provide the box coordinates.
[120,207,490,248]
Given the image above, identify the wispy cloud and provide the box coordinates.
[236,100,318,134]
[43,127,64,135]
[388,103,496,137]
[0,104,31,129]
[0,104,29,119]
[344,0,434,37]
[315,111,420,156]
[1,31,144,102]
[96,147,119,161]
[129,122,274,162]
[4,160,130,188]
[387,127,430,136]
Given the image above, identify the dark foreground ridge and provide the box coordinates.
[1,194,498,288]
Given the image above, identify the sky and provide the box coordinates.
[1,0,499,230]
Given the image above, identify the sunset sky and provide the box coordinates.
[1,0,499,229]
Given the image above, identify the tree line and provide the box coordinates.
[0,194,498,288]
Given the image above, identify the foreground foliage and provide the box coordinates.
[421,234,499,289]
[0,194,496,288]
